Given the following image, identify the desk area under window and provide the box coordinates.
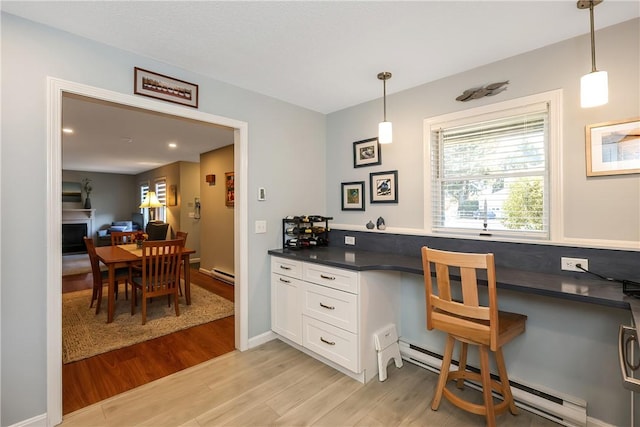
[269,236,639,426]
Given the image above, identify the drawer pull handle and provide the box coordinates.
[279,278,291,284]
[319,302,335,310]
[279,265,291,270]
[320,274,336,280]
[320,337,336,346]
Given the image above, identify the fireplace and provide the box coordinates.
[62,223,88,254]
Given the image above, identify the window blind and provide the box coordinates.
[430,103,549,237]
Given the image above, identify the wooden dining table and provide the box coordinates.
[95,243,196,323]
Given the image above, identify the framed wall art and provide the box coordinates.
[134,67,199,108]
[586,117,640,176]
[168,184,177,206]
[341,181,365,211]
[225,172,235,207]
[370,170,398,203]
[353,137,381,168]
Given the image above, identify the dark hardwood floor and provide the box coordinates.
[62,267,235,415]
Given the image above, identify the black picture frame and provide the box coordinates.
[353,137,381,168]
[370,170,398,203]
[341,181,365,211]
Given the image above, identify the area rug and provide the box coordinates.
[62,253,93,276]
[62,284,234,364]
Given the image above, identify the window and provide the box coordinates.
[425,92,561,241]
[139,182,150,225]
[140,179,167,223]
[154,178,167,222]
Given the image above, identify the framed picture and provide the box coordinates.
[353,137,381,168]
[225,172,235,207]
[341,181,365,211]
[370,170,398,203]
[134,67,199,108]
[586,117,640,177]
[168,184,177,206]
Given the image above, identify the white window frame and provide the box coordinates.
[154,177,167,222]
[424,90,563,243]
[139,181,150,225]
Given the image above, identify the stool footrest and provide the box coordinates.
[442,371,510,415]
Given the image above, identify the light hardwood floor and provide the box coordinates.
[60,339,559,426]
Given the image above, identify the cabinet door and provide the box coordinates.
[271,273,302,345]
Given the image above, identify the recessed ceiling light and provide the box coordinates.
[62,128,74,134]
[168,143,177,148]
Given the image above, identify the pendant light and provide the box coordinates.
[578,0,608,108]
[377,71,393,144]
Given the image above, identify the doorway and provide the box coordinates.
[46,77,249,425]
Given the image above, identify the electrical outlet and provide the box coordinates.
[561,257,588,272]
[345,236,356,245]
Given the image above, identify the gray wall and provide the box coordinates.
[326,19,640,245]
[62,170,138,231]
[1,12,325,425]
[324,18,639,426]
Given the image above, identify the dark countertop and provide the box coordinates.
[269,247,640,325]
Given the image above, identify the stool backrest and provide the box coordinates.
[421,246,498,350]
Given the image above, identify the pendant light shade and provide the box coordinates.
[377,72,393,144]
[378,121,393,145]
[580,70,608,108]
[578,0,608,108]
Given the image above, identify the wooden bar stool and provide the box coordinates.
[421,247,527,427]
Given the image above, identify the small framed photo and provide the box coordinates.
[370,170,398,204]
[341,181,365,211]
[168,184,177,206]
[353,137,381,168]
[134,67,199,108]
[586,118,640,177]
[225,172,235,207]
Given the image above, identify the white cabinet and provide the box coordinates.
[271,255,401,383]
[271,257,303,345]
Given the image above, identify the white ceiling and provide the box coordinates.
[3,1,638,174]
[61,94,234,174]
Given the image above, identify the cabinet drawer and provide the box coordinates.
[302,282,358,333]
[302,316,358,372]
[271,257,302,279]
[303,263,359,294]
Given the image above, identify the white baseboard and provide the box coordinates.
[7,413,47,427]
[248,330,277,349]
[399,340,590,427]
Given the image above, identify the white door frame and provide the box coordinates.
[46,77,249,426]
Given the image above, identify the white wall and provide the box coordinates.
[327,19,640,247]
[0,13,326,425]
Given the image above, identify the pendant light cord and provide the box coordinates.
[589,2,597,72]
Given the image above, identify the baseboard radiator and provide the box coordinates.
[399,340,587,427]
[211,268,235,285]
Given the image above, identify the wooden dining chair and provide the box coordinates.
[421,246,527,427]
[110,231,137,245]
[84,237,131,315]
[110,230,138,298]
[175,231,188,295]
[130,239,184,325]
[175,231,188,244]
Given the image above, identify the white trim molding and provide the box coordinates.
[46,77,249,426]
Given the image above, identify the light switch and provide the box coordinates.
[255,220,267,234]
